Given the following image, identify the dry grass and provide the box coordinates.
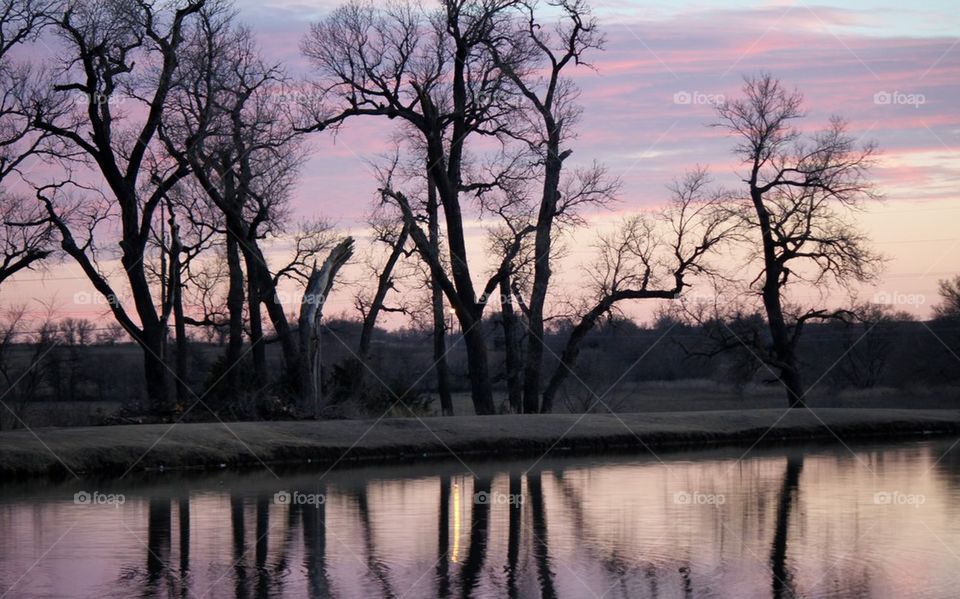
[2,407,960,478]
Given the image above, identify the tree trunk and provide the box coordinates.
[140,329,170,414]
[428,181,454,416]
[762,280,805,407]
[240,242,300,392]
[173,294,188,406]
[244,253,267,386]
[432,286,454,416]
[225,234,245,396]
[753,187,807,408]
[523,142,563,414]
[358,224,408,358]
[169,222,188,407]
[540,300,608,414]
[297,239,353,417]
[501,276,523,413]
[462,315,495,415]
[780,359,805,408]
[541,289,676,412]
[125,251,171,412]
[426,132,495,416]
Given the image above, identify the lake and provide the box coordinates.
[2,438,960,598]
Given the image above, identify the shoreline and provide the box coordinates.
[1,408,959,479]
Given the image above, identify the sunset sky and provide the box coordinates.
[5,0,959,326]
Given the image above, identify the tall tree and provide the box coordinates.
[487,0,605,414]
[162,6,334,404]
[33,0,207,412]
[302,0,528,415]
[715,74,882,407]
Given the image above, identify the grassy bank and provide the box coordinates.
[2,408,960,478]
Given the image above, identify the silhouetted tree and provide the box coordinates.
[486,0,609,414]
[934,275,960,319]
[303,0,531,415]
[715,74,882,407]
[33,0,208,412]
[164,6,342,408]
[541,169,736,412]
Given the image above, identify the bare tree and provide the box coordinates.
[715,74,882,407]
[0,0,53,179]
[486,0,607,413]
[541,169,736,412]
[485,217,534,412]
[934,275,960,319]
[0,304,57,430]
[95,321,125,345]
[0,0,57,286]
[32,0,207,412]
[162,5,334,405]
[302,0,529,415]
[58,316,94,345]
[354,207,412,360]
[298,237,354,417]
[832,303,904,389]
[153,184,222,403]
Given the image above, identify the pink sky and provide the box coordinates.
[3,0,958,326]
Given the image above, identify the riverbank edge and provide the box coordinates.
[1,408,959,479]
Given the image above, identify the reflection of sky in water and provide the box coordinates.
[2,441,960,597]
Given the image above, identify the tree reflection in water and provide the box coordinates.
[3,442,955,598]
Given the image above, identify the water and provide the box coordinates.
[3,439,960,598]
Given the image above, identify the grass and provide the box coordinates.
[450,381,960,414]
[2,407,960,478]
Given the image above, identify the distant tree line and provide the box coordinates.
[0,283,958,428]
